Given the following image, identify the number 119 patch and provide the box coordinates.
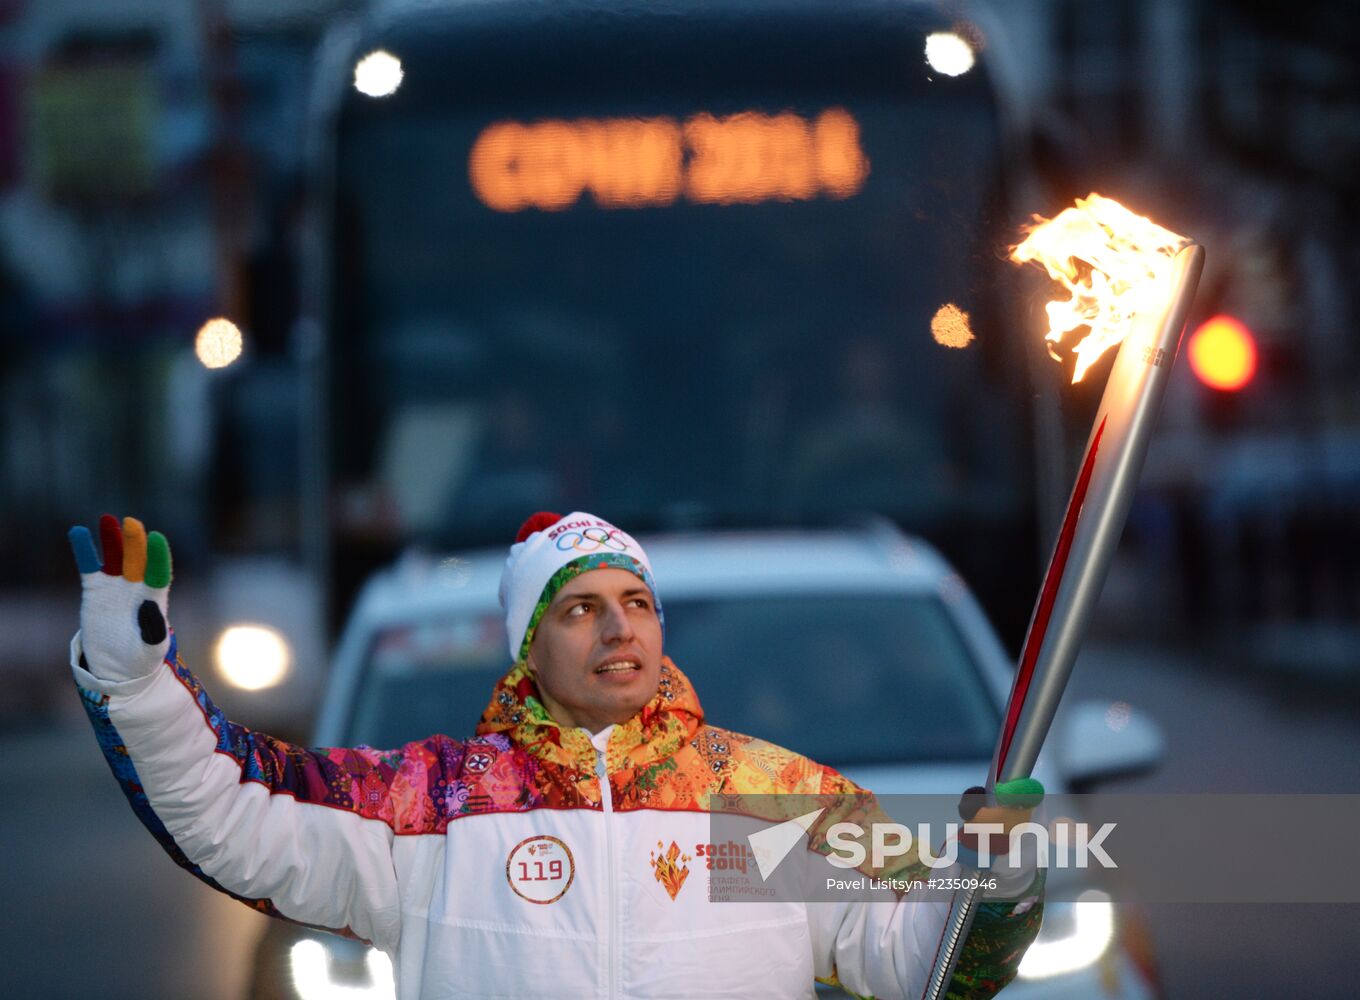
[506,835,576,904]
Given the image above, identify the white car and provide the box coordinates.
[250,525,1165,999]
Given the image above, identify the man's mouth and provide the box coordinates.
[595,659,640,674]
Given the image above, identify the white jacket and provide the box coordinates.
[72,636,1042,999]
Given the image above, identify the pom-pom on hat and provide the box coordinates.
[498,511,663,662]
[515,511,561,543]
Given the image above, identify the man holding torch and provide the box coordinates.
[68,509,1044,998]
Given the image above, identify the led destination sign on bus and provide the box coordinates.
[469,108,869,212]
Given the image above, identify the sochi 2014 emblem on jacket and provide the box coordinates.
[649,840,692,901]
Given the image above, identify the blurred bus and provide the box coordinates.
[298,0,1060,649]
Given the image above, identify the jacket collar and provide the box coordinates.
[476,656,704,777]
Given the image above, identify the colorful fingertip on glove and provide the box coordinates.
[994,777,1045,810]
[69,514,173,683]
[955,778,1046,873]
[958,778,1046,821]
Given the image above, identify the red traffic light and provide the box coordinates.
[1187,315,1257,391]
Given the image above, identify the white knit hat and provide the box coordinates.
[498,511,663,662]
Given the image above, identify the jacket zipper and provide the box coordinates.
[595,745,618,1000]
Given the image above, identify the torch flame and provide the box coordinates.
[1011,193,1191,383]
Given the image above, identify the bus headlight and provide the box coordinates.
[353,49,403,98]
[1016,890,1115,980]
[924,31,975,77]
[214,624,291,691]
[290,940,395,1000]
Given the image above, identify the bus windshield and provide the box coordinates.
[322,3,1042,641]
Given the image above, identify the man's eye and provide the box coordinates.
[565,602,591,617]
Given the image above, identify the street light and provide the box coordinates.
[195,318,243,370]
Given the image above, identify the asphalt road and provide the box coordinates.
[1060,641,1360,999]
[2,697,265,1000]
[4,641,1357,999]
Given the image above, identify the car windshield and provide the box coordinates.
[346,592,997,766]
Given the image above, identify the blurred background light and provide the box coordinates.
[194,318,244,370]
[925,32,975,76]
[215,625,292,691]
[1016,890,1116,979]
[1188,314,1257,391]
[354,50,404,98]
[290,940,395,1000]
[930,302,975,348]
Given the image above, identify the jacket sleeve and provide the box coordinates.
[71,630,407,952]
[936,891,1045,1000]
[805,780,1044,999]
[808,858,1043,999]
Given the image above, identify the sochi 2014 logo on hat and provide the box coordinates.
[506,835,576,904]
[547,517,637,554]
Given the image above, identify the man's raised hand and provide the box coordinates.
[69,514,173,682]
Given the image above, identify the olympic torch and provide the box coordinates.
[923,195,1204,999]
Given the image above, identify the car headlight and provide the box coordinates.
[1016,889,1115,980]
[290,939,395,1000]
[214,624,292,690]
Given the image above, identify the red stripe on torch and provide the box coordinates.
[995,415,1108,777]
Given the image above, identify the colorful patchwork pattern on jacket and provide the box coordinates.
[80,638,1041,994]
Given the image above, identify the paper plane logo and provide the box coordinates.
[747,808,825,881]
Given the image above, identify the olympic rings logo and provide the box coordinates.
[554,528,632,553]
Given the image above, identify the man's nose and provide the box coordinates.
[600,601,636,644]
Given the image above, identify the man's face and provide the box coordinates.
[526,567,663,734]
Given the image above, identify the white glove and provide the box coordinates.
[69,514,173,682]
